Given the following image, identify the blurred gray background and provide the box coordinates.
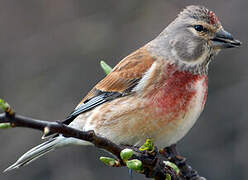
[0,0,247,180]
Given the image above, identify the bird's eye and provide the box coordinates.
[193,25,207,32]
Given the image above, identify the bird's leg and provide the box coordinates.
[160,144,199,179]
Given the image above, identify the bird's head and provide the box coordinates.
[148,5,241,74]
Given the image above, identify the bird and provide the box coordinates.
[4,5,241,172]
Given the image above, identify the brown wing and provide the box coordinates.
[64,47,155,124]
[82,47,155,101]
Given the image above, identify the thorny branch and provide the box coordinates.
[0,102,206,180]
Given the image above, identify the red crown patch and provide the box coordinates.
[208,11,219,25]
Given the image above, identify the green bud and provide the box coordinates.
[0,123,11,129]
[100,157,116,167]
[120,148,134,161]
[126,159,142,171]
[166,173,171,180]
[0,99,10,112]
[164,161,180,175]
[100,61,112,75]
[139,139,154,152]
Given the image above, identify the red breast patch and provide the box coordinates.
[147,64,208,120]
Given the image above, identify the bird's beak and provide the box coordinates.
[211,29,241,49]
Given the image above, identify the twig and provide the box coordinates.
[0,112,123,159]
[161,145,206,180]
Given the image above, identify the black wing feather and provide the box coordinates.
[62,91,122,125]
[70,92,121,118]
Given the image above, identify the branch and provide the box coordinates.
[0,112,123,157]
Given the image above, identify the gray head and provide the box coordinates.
[147,5,241,74]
